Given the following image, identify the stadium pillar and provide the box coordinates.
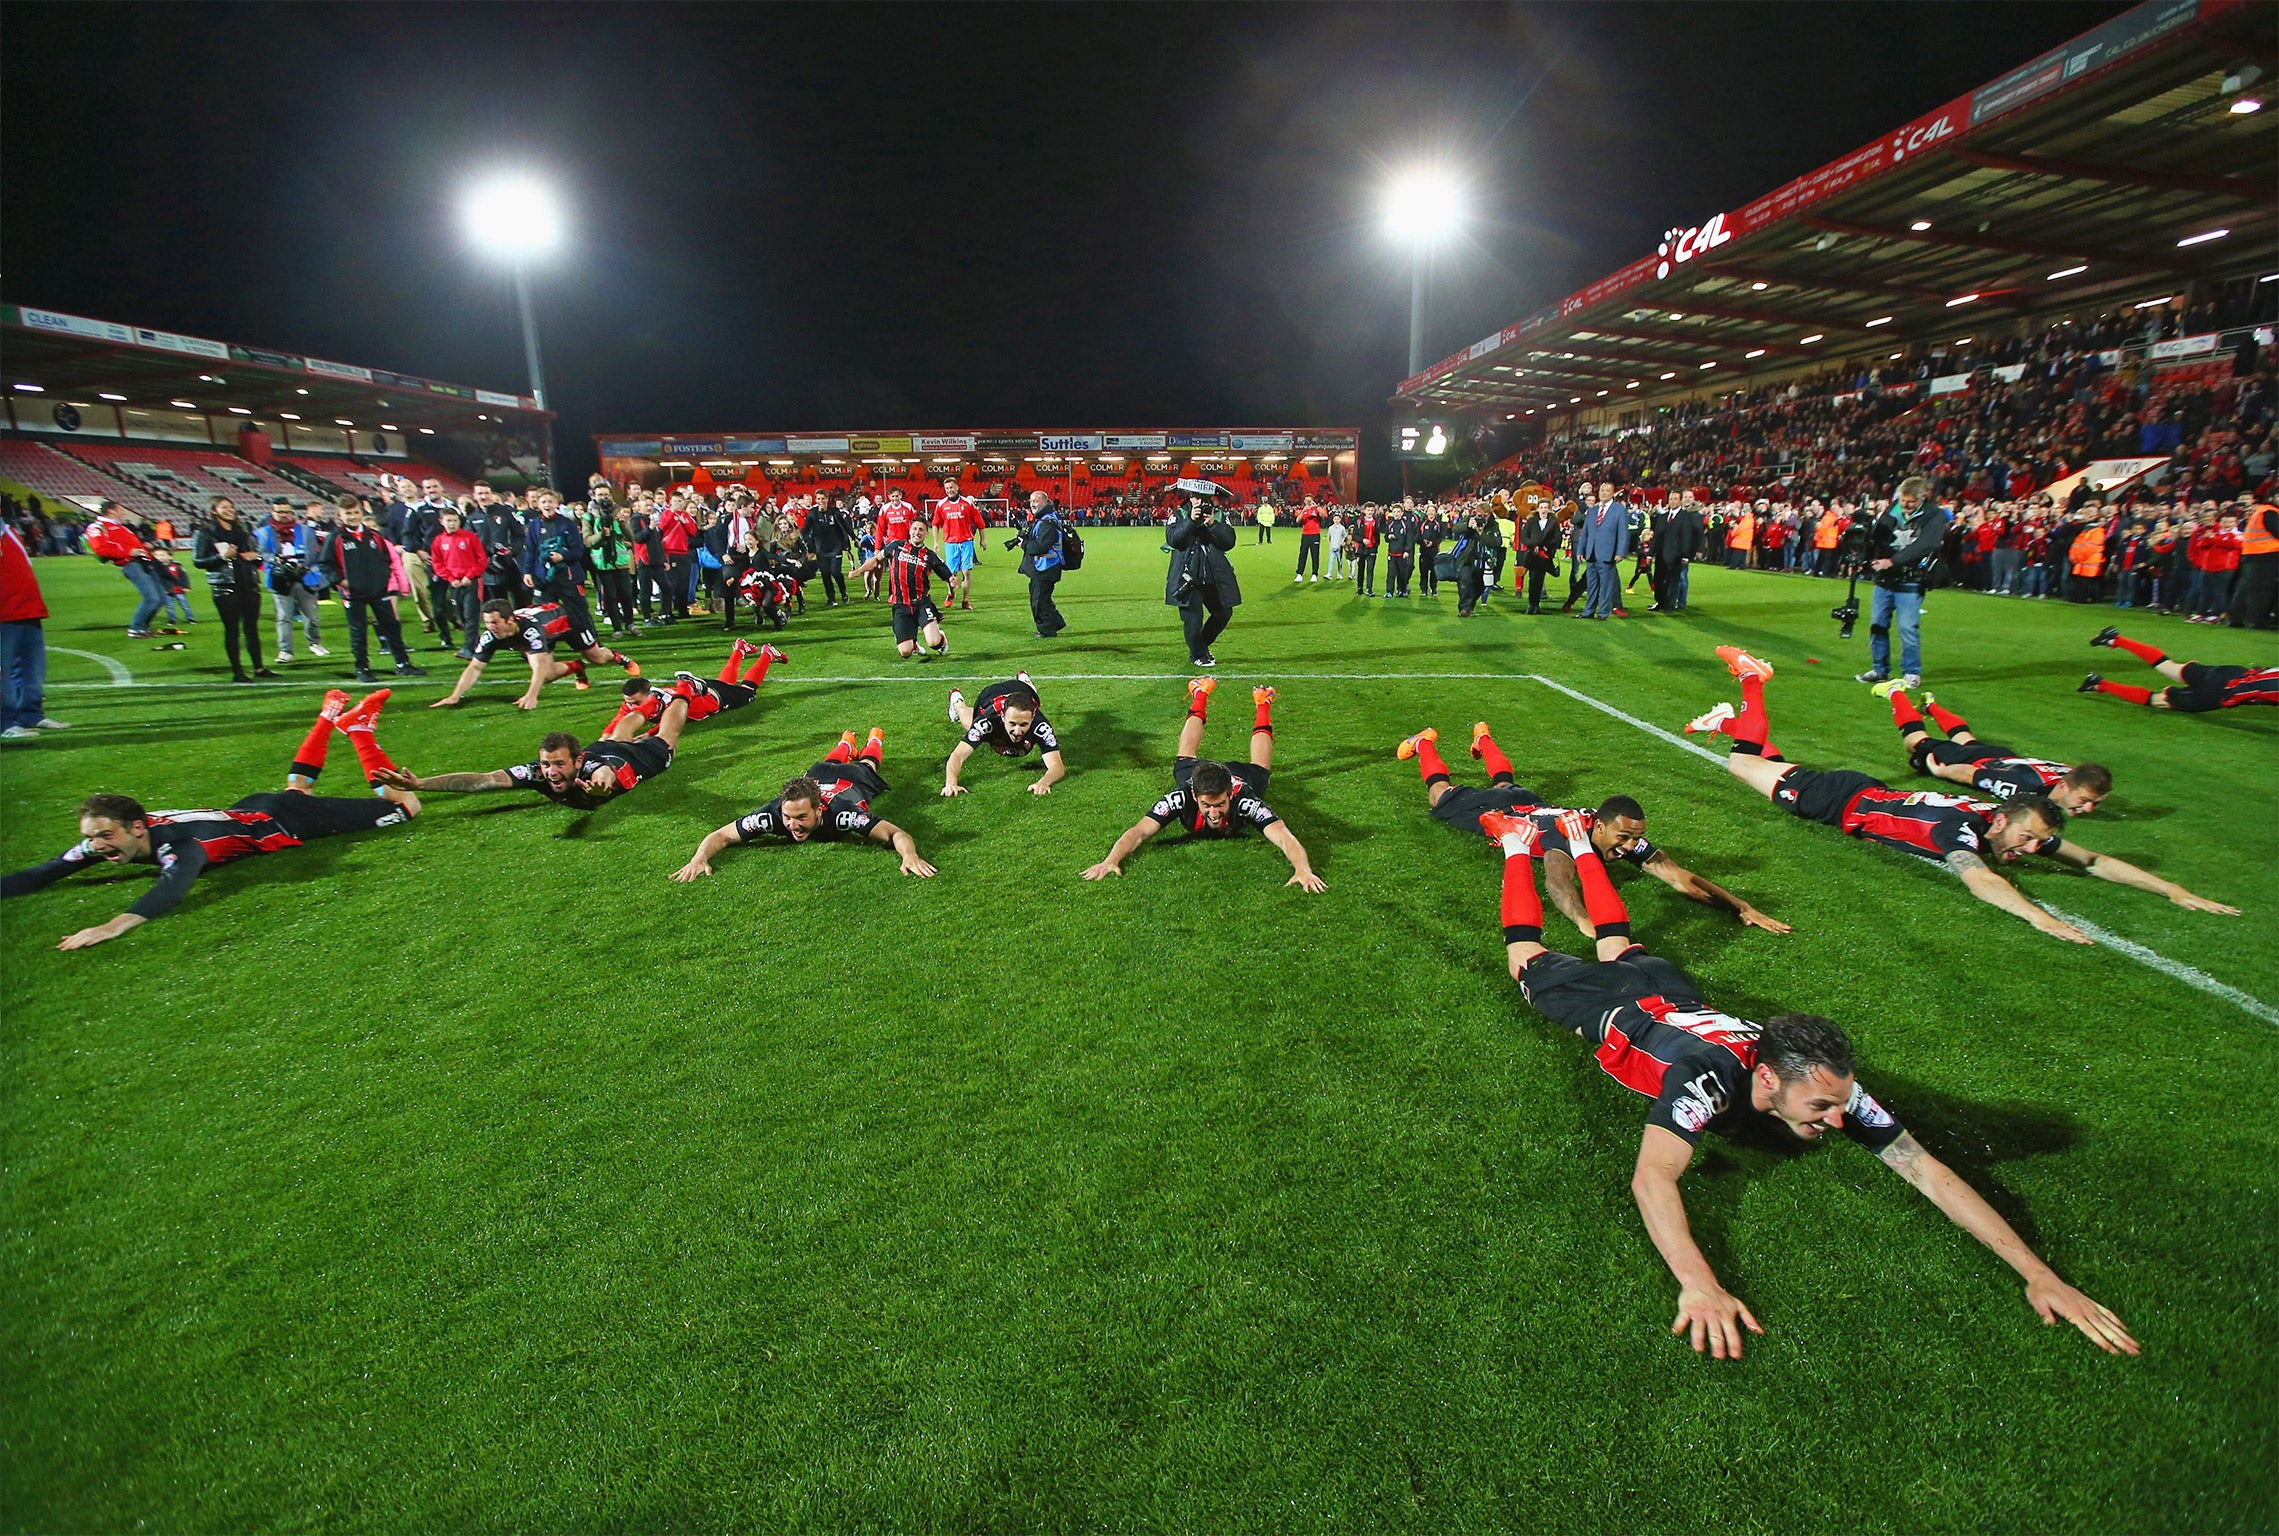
[1407,257,1428,378]
[511,264,554,491]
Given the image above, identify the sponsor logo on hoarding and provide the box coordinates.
[1038,433,1102,453]
[665,440,724,456]
[134,326,231,361]
[307,357,375,383]
[786,436,851,453]
[474,388,523,408]
[914,434,977,453]
[1101,433,1166,450]
[232,345,303,371]
[722,437,786,454]
[1230,432,1294,452]
[1296,433,1358,451]
[1888,112,1955,163]
[2147,332,2217,363]
[1167,431,1228,449]
[1655,212,1732,280]
[599,440,664,457]
[17,306,136,344]
[849,436,914,454]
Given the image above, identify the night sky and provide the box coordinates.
[4,2,2132,493]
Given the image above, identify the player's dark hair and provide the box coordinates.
[1190,761,1235,798]
[2008,794,2066,836]
[539,731,581,756]
[2065,763,2113,796]
[780,775,823,807]
[482,598,515,618]
[622,678,653,698]
[1596,794,1646,824]
[1758,1013,1856,1084]
[78,793,148,827]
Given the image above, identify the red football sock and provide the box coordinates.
[611,650,634,670]
[1414,738,1451,783]
[290,716,334,781]
[342,723,398,782]
[859,738,883,766]
[739,650,775,686]
[1499,846,1543,944]
[718,648,742,683]
[1887,690,1924,732]
[2111,633,2165,668]
[1572,847,1632,940]
[1762,742,1788,764]
[825,738,856,764]
[1925,699,1968,734]
[1475,733,1514,781]
[1726,673,1770,751]
[1253,696,1274,734]
[2096,679,2154,705]
[1188,691,1210,722]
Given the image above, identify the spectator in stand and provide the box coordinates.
[429,508,488,659]
[2067,512,2107,603]
[2190,510,2242,623]
[1293,498,1323,583]
[1725,501,1758,570]
[1,521,66,741]
[193,497,275,683]
[321,497,425,685]
[1576,482,1631,621]
[84,502,169,639]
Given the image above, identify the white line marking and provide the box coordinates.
[48,669,1555,692]
[52,647,133,686]
[1526,674,2279,1026]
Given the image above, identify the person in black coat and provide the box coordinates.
[1384,506,1419,596]
[1165,486,1241,665]
[1515,503,1560,614]
[808,493,857,607]
[1016,491,1069,638]
[1652,493,1707,613]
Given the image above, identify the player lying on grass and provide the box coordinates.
[1487,807,2138,1359]
[374,692,690,811]
[1872,681,2111,812]
[605,638,785,736]
[1082,679,1324,891]
[2080,626,2279,712]
[1398,718,1787,934]
[4,689,418,949]
[671,727,935,879]
[944,671,1065,797]
[1688,649,2236,942]
[429,598,642,710]
[854,522,953,661]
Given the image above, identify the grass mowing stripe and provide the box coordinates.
[1527,670,2279,1027]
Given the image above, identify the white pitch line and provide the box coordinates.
[51,647,133,686]
[48,668,1558,692]
[1525,673,2279,1027]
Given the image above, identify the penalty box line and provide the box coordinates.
[1524,673,2279,1029]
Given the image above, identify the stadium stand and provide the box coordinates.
[60,442,312,511]
[0,438,186,523]
[279,454,472,501]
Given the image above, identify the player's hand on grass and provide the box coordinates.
[2037,913,2094,944]
[670,857,713,882]
[1738,906,1791,934]
[429,694,462,709]
[369,766,420,791]
[899,854,937,878]
[58,925,117,951]
[1287,871,1327,893]
[1027,781,1053,796]
[2170,891,2239,915]
[1673,1283,1762,1359]
[2027,1274,2139,1356]
[515,695,540,711]
[1081,861,1122,881]
[941,783,969,797]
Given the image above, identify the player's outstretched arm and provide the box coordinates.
[1031,748,1067,796]
[2044,839,2239,914]
[372,766,517,794]
[671,823,742,881]
[868,819,935,877]
[1633,1126,1762,1359]
[517,652,551,710]
[1264,820,1326,892]
[1082,818,1160,879]
[3,852,91,900]
[1642,850,1790,933]
[1876,1131,2138,1355]
[432,655,488,707]
[941,741,976,796]
[1947,850,2091,942]
[57,912,149,951]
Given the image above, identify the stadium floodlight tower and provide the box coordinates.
[462,173,563,470]
[1385,169,1464,377]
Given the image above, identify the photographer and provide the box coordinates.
[257,501,327,662]
[1853,476,1947,689]
[1014,491,1068,639]
[192,497,273,683]
[1165,481,1241,666]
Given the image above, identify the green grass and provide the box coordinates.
[4,535,2274,1532]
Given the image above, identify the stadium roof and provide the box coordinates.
[1394,0,2277,423]
[1,301,549,435]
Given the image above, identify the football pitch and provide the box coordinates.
[4,532,2274,1531]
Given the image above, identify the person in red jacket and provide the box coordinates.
[84,503,170,637]
[2,522,67,739]
[428,508,490,659]
[1294,498,1324,583]
[658,500,697,621]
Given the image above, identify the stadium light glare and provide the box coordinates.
[170,399,196,408]
[1799,333,1825,343]
[1866,315,1893,327]
[99,392,126,401]
[1946,293,1979,307]
[335,418,354,426]
[1744,348,1767,358]
[1658,371,1677,380]
[12,383,42,392]
[295,388,309,395]
[279,412,301,420]
[2262,273,2279,283]
[228,406,253,415]
[1749,281,1768,291]
[2047,264,2089,280]
[1954,336,1973,345]
[1383,171,1463,245]
[1909,219,1933,231]
[2134,296,2174,309]
[2176,228,2229,247]
[1698,361,1716,369]
[463,175,562,259]
[2230,97,2262,114]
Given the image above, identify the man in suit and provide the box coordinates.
[1576,481,1632,620]
[1652,491,1706,613]
[1515,488,1560,615]
[1166,482,1242,666]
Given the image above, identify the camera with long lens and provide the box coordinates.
[1828,519,1892,638]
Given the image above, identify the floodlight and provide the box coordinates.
[1384,172,1463,245]
[463,175,563,260]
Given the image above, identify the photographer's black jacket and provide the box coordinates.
[1165,513,1240,609]
[1875,502,1951,589]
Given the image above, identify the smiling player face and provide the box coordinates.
[1759,1064,1855,1140]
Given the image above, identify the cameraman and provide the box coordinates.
[1165,481,1241,666]
[1854,476,1947,689]
[258,499,327,662]
[1014,490,1068,639]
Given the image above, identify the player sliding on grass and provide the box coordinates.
[2080,626,2279,712]
[1485,807,2138,1359]
[1398,719,1787,934]
[671,727,936,879]
[944,671,1066,796]
[1688,647,2235,942]
[430,598,642,710]
[3,689,418,949]
[1872,681,2111,811]
[605,638,785,736]
[376,694,691,811]
[1082,679,1324,890]
[854,522,953,661]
